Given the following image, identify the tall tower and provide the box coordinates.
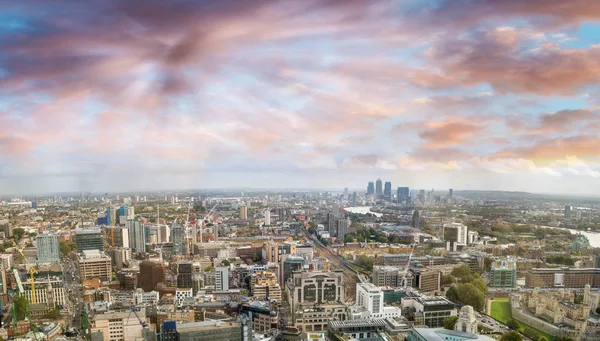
[367,182,375,195]
[375,179,383,198]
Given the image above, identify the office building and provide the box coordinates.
[77,250,112,281]
[90,310,146,341]
[384,181,392,201]
[407,328,495,341]
[443,223,468,245]
[489,259,517,288]
[283,256,305,286]
[352,192,357,205]
[264,210,271,226]
[126,220,145,253]
[367,182,375,195]
[177,262,193,289]
[288,270,344,304]
[106,247,131,270]
[373,266,409,288]
[448,189,453,198]
[375,179,383,198]
[401,295,456,328]
[239,205,248,220]
[171,225,186,255]
[411,269,441,293]
[216,266,229,291]
[75,227,105,251]
[37,232,60,264]
[23,277,66,307]
[356,282,383,316]
[174,320,252,341]
[525,268,600,288]
[105,226,129,248]
[139,261,166,292]
[251,271,282,301]
[397,187,409,203]
[262,241,296,264]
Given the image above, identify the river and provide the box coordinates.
[558,227,600,248]
[344,206,383,217]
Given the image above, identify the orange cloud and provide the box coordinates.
[419,119,480,148]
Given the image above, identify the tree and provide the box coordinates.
[595,306,600,314]
[441,275,456,286]
[44,308,61,320]
[472,278,488,294]
[500,331,523,341]
[451,265,471,281]
[59,241,73,255]
[555,337,574,341]
[444,316,458,330]
[446,286,459,302]
[14,295,29,321]
[506,319,520,330]
[356,255,374,271]
[204,265,214,272]
[484,258,493,272]
[12,228,25,241]
[252,253,260,262]
[221,259,231,266]
[456,283,485,311]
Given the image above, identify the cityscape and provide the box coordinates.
[2,1,600,341]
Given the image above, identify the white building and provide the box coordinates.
[264,210,271,226]
[175,288,193,307]
[353,282,402,319]
[37,233,60,264]
[215,267,229,291]
[23,277,66,306]
[133,289,159,306]
[0,254,14,270]
[443,223,468,245]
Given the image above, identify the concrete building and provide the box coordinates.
[407,328,496,341]
[373,266,410,288]
[125,220,145,253]
[526,268,600,288]
[411,269,441,293]
[105,227,129,248]
[77,250,112,281]
[90,310,146,341]
[401,295,457,328]
[262,241,296,264]
[215,266,229,291]
[489,258,517,288]
[240,206,248,220]
[106,247,132,270]
[335,218,349,241]
[443,223,468,246]
[264,210,271,226]
[250,271,282,301]
[352,282,402,319]
[455,306,478,334]
[328,319,386,340]
[75,227,105,251]
[23,277,66,307]
[176,320,252,341]
[294,304,347,333]
[36,232,60,264]
[175,288,193,307]
[287,270,345,305]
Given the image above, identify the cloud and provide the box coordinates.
[418,119,480,148]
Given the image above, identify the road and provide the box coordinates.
[62,254,84,337]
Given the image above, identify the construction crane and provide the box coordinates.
[127,304,148,328]
[12,241,38,304]
[402,243,417,289]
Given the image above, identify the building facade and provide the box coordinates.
[75,227,105,251]
[526,268,600,288]
[77,250,112,281]
[37,233,60,264]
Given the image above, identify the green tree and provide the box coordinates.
[14,295,29,321]
[12,228,25,241]
[500,331,523,341]
[44,308,61,320]
[451,265,471,281]
[456,283,485,311]
[252,253,260,262]
[595,307,600,314]
[484,258,493,272]
[221,259,231,266]
[472,278,488,294]
[356,255,374,271]
[506,319,520,330]
[554,337,574,341]
[204,265,214,272]
[59,240,73,255]
[444,316,458,330]
[441,275,456,286]
[446,286,459,302]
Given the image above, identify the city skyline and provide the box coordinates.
[2,1,600,194]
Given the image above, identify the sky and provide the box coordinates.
[2,0,600,195]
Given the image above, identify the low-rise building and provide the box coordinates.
[77,250,112,282]
[526,268,600,288]
[251,271,282,302]
[401,295,456,328]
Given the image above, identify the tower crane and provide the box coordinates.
[402,243,417,289]
[127,303,148,328]
[12,241,38,304]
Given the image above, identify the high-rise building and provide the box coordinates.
[352,192,357,205]
[216,267,229,291]
[283,256,305,286]
[264,210,271,226]
[443,223,468,245]
[177,262,193,289]
[356,282,384,316]
[171,224,186,255]
[344,188,349,199]
[336,218,349,241]
[327,213,337,233]
[448,189,453,198]
[139,261,166,292]
[240,206,248,220]
[126,220,145,253]
[106,227,129,248]
[367,182,375,195]
[565,205,572,219]
[375,179,383,198]
[37,232,60,264]
[383,182,392,201]
[418,189,426,203]
[75,227,105,252]
[397,187,410,203]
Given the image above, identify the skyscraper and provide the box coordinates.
[37,232,60,264]
[383,182,392,201]
[367,182,375,195]
[397,187,410,203]
[264,209,271,226]
[375,179,383,198]
[216,266,229,291]
[344,188,349,199]
[448,189,453,198]
[240,206,248,220]
[352,192,357,205]
[327,212,337,233]
[126,220,146,253]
